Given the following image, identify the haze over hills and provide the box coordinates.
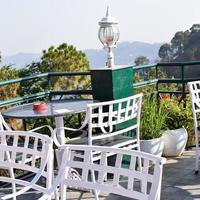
[1,53,41,68]
[1,41,163,69]
[86,41,162,68]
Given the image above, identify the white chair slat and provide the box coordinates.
[141,158,150,194]
[127,155,137,190]
[97,151,107,184]
[32,137,39,167]
[112,153,123,187]
[81,149,91,182]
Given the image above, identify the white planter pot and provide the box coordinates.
[162,128,188,157]
[140,137,164,157]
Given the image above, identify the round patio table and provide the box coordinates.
[2,99,93,144]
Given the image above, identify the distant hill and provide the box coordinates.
[1,41,162,69]
[85,41,163,68]
[1,53,41,69]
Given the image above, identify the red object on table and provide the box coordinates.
[33,102,48,111]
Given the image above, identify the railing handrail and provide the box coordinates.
[158,61,200,66]
[48,71,91,77]
[132,63,157,70]
[0,72,91,87]
[0,73,49,86]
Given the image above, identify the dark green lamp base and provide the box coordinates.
[90,65,133,102]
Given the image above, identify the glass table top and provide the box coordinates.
[3,99,93,119]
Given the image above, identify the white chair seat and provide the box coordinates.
[66,135,138,148]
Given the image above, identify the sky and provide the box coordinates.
[0,0,200,57]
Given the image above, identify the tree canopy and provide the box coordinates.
[0,66,19,100]
[158,24,200,78]
[159,24,200,62]
[19,43,90,95]
[134,56,150,66]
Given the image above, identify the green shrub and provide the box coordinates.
[162,95,194,145]
[140,96,168,140]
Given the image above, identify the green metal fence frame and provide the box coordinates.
[1,61,200,108]
[0,72,92,108]
[133,61,200,98]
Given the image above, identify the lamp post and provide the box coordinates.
[98,6,119,68]
[91,6,133,103]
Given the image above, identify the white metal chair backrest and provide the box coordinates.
[188,81,200,173]
[0,130,53,200]
[39,145,165,200]
[188,81,200,121]
[87,93,143,145]
[0,113,11,131]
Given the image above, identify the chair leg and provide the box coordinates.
[195,148,199,174]
[9,168,16,200]
[6,151,16,200]
[91,169,99,200]
[156,184,161,200]
[54,189,59,200]
[60,183,67,200]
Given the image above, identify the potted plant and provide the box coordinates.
[161,95,193,157]
[140,96,168,156]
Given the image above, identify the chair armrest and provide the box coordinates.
[30,125,54,138]
[53,114,89,147]
[0,114,12,130]
[52,128,87,148]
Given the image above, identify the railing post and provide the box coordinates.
[181,63,186,107]
[156,64,159,100]
[47,73,51,101]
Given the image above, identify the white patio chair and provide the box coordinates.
[53,93,143,164]
[0,113,54,200]
[39,145,165,200]
[188,80,200,173]
[0,130,53,200]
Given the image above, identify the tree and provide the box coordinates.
[158,24,200,78]
[39,43,89,73]
[0,66,19,100]
[159,24,200,62]
[159,43,173,62]
[134,56,149,66]
[19,43,90,96]
[134,56,150,82]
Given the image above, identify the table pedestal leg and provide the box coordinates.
[55,116,65,145]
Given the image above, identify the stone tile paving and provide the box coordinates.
[161,150,200,200]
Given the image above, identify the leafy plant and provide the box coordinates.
[140,96,168,140]
[161,95,194,145]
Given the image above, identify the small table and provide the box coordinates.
[3,99,93,145]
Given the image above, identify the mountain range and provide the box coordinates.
[1,41,163,69]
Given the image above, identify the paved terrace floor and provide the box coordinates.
[0,149,199,200]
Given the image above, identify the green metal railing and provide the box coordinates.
[133,61,200,99]
[1,61,200,108]
[0,72,92,108]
